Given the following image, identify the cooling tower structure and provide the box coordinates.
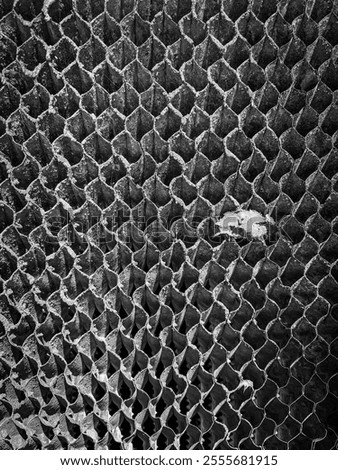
[0,0,338,450]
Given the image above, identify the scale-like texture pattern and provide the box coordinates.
[0,0,338,450]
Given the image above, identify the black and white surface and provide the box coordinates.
[0,0,338,450]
